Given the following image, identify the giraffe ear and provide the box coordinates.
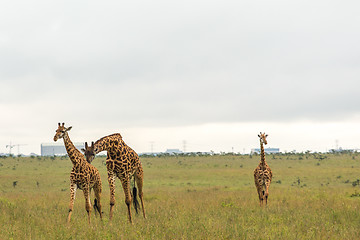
[258,134,261,138]
[66,126,72,131]
[265,134,268,137]
[81,148,85,153]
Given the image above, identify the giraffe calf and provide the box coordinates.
[54,123,103,224]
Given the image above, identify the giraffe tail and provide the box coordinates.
[93,198,101,215]
[262,181,266,197]
[133,185,140,214]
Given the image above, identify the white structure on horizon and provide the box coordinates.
[165,149,183,155]
[251,148,280,154]
[41,142,84,156]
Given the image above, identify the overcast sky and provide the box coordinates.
[1,0,360,155]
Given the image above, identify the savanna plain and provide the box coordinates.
[0,152,360,239]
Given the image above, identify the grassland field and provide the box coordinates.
[0,152,360,239]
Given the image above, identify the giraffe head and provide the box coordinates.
[82,141,95,163]
[54,122,72,142]
[258,132,268,145]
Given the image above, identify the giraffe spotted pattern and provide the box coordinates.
[254,132,273,206]
[85,133,146,223]
[54,123,103,224]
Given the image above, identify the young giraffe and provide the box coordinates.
[83,133,145,223]
[254,132,273,206]
[53,123,103,223]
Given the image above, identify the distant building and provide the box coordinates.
[165,149,183,155]
[251,148,280,154]
[41,142,84,156]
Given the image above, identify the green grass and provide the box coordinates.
[0,153,360,239]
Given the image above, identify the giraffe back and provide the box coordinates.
[93,133,142,178]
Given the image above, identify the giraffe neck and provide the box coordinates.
[260,140,267,167]
[94,133,123,154]
[62,132,82,165]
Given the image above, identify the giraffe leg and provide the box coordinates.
[255,178,263,207]
[67,181,77,223]
[257,189,262,206]
[258,189,263,206]
[265,182,270,205]
[94,183,103,220]
[121,177,133,224]
[107,170,116,220]
[83,187,92,224]
[254,170,263,207]
[135,171,146,219]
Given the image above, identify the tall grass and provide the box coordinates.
[0,153,359,239]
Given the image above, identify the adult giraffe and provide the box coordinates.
[84,133,145,223]
[254,132,273,206]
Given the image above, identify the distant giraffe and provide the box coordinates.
[53,123,102,223]
[83,133,145,223]
[254,132,273,206]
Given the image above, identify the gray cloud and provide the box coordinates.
[1,0,360,129]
